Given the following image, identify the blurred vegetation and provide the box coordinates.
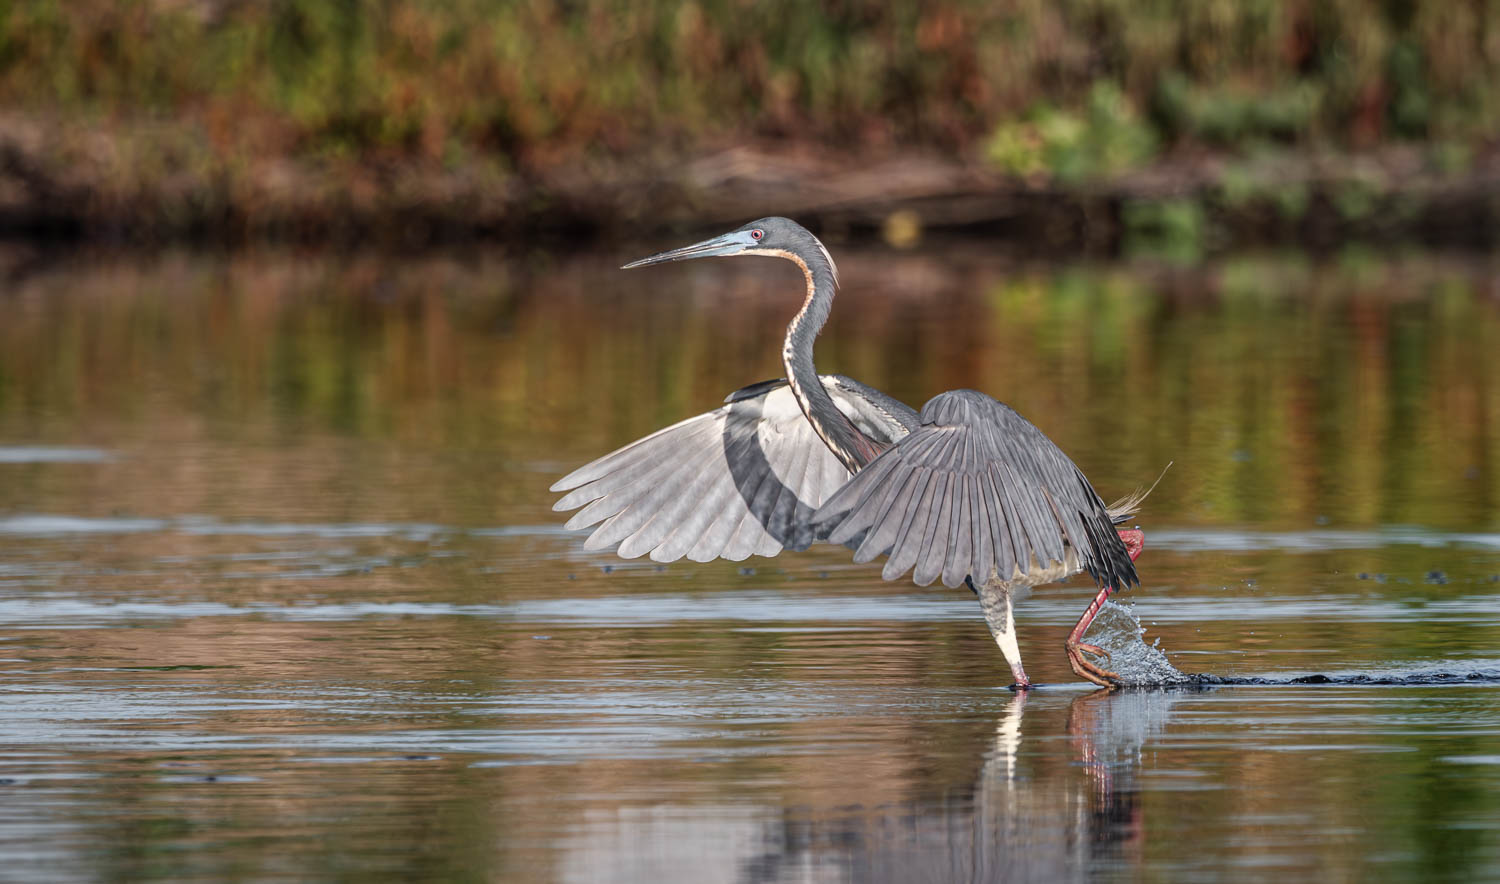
[3,0,1497,177]
[985,83,1158,184]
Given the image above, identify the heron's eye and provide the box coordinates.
[750,229,763,240]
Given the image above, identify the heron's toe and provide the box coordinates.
[1065,642,1123,688]
[1067,640,1112,663]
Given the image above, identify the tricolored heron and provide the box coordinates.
[551,217,1146,688]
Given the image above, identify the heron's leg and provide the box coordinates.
[979,583,1030,689]
[1065,586,1122,687]
[1064,529,1145,688]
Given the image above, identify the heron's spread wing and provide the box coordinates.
[552,379,901,563]
[811,390,1138,592]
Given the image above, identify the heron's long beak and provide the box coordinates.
[622,231,753,269]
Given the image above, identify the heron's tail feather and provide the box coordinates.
[1106,461,1172,525]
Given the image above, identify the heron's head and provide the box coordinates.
[622,217,837,283]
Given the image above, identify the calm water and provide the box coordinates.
[1,242,1499,881]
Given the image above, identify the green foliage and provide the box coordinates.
[985,82,1157,183]
[0,1,1496,174]
[1153,73,1323,144]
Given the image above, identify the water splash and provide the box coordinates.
[1085,600,1193,686]
[1084,602,1500,687]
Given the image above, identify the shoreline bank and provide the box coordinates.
[1,118,1496,252]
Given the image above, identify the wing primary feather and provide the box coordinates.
[584,423,726,553]
[562,420,717,528]
[1015,461,1065,566]
[1047,484,1090,559]
[913,472,953,586]
[647,422,769,563]
[851,464,922,563]
[788,446,850,551]
[721,440,794,560]
[822,453,904,545]
[981,467,1020,581]
[969,476,994,585]
[575,444,706,545]
[552,410,718,491]
[941,475,971,589]
[763,432,816,542]
[651,473,733,562]
[686,507,738,562]
[819,452,900,524]
[1000,460,1052,569]
[614,439,730,559]
[658,430,779,563]
[695,406,803,560]
[880,468,934,581]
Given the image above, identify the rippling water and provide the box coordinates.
[1,244,1498,881]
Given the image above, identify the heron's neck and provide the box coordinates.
[777,248,881,472]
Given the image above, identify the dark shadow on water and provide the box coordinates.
[1021,669,1500,692]
[1183,669,1500,687]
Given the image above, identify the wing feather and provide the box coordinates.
[813,389,1137,592]
[879,468,933,581]
[554,377,911,564]
[614,441,732,559]
[722,465,780,561]
[941,472,966,584]
[645,421,766,563]
[982,468,1019,580]
[969,476,994,588]
[913,472,953,586]
[825,453,902,547]
[850,465,921,564]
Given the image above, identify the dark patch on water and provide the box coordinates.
[1099,669,1500,689]
[118,664,237,672]
[1186,670,1500,687]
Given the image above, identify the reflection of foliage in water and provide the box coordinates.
[0,247,1497,538]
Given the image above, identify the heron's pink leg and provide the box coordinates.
[1064,529,1145,687]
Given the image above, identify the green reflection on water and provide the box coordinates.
[3,246,1497,532]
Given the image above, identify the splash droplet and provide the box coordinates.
[1083,601,1191,686]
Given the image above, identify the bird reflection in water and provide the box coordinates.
[747,690,1187,882]
[553,690,1191,881]
[947,689,1183,880]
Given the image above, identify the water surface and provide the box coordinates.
[1,243,1498,881]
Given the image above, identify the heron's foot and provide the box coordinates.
[1065,639,1122,688]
